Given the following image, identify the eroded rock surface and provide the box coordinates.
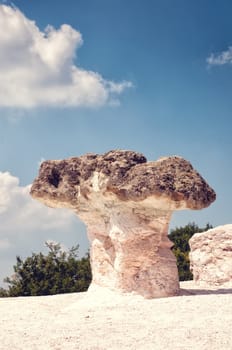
[30,150,216,298]
[189,224,232,287]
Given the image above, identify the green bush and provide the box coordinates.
[1,241,92,297]
[169,222,212,281]
[0,288,9,297]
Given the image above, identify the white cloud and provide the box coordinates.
[0,171,76,233]
[0,5,132,108]
[0,238,11,250]
[207,46,232,66]
[0,171,89,285]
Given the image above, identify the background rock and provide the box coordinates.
[189,224,232,286]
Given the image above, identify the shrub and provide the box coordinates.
[169,222,212,281]
[1,241,92,297]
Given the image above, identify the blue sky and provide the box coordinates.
[0,0,231,285]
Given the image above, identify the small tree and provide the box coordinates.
[2,241,92,297]
[169,222,212,281]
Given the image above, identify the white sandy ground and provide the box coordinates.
[0,281,232,350]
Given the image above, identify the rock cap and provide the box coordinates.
[31,150,216,211]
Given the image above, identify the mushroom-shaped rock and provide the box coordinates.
[30,150,216,298]
[189,224,232,287]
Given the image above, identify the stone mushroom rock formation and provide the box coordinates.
[30,150,216,298]
[189,224,232,287]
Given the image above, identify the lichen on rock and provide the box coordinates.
[30,150,216,298]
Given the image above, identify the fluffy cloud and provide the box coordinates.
[0,171,76,234]
[0,5,132,108]
[0,238,10,251]
[207,46,232,66]
[0,171,89,284]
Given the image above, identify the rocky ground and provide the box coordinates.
[0,281,231,350]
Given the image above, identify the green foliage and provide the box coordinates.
[1,241,92,297]
[0,287,9,297]
[169,222,212,281]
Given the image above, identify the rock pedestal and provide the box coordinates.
[79,202,178,298]
[30,150,216,298]
[189,224,232,287]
